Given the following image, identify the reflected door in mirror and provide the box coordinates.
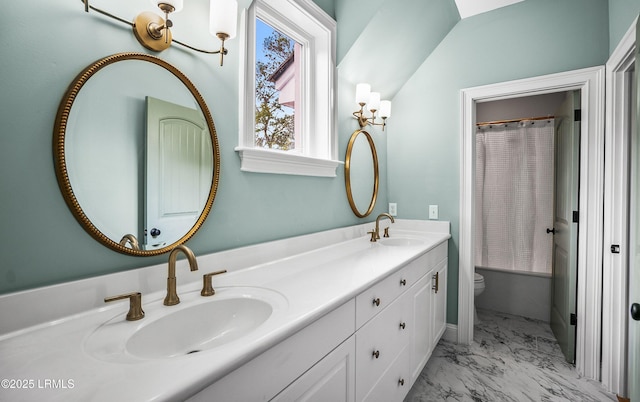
[145,97,213,250]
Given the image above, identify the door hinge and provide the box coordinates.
[572,211,579,223]
[574,109,582,122]
[570,313,577,326]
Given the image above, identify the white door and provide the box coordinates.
[144,96,212,250]
[549,91,580,364]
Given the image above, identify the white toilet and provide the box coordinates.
[474,272,485,323]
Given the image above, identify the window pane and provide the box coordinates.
[255,19,298,151]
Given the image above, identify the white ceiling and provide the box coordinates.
[454,0,524,19]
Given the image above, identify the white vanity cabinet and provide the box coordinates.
[188,240,448,402]
[188,300,356,402]
[355,241,448,402]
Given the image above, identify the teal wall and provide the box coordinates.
[386,0,609,324]
[609,0,640,53]
[2,0,637,331]
[0,0,362,294]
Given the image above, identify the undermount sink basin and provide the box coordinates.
[378,237,425,247]
[127,297,272,358]
[85,287,287,362]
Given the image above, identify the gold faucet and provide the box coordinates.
[164,245,199,306]
[104,292,145,321]
[119,234,140,250]
[370,213,395,241]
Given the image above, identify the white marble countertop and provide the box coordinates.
[0,220,450,401]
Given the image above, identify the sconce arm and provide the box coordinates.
[353,105,387,131]
[82,0,133,27]
[173,33,230,66]
[81,0,230,65]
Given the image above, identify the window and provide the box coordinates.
[254,19,298,151]
[236,0,339,177]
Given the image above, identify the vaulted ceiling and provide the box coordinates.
[336,0,524,103]
[454,0,524,19]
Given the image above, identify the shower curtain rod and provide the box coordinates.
[476,115,554,127]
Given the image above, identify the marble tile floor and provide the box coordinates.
[404,309,616,402]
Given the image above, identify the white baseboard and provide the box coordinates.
[442,324,458,343]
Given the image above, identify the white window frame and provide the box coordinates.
[236,0,340,177]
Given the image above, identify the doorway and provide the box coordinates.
[459,66,605,381]
[473,91,580,364]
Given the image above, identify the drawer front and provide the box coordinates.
[355,294,411,401]
[355,241,448,329]
[356,268,409,329]
[400,253,430,291]
[361,344,411,402]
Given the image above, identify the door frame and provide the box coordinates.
[602,17,637,396]
[459,65,605,380]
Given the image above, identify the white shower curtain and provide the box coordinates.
[475,119,554,274]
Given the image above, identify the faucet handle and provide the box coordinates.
[383,227,390,238]
[201,270,227,297]
[367,230,377,242]
[104,292,145,321]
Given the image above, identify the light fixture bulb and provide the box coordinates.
[152,0,183,13]
[367,92,381,112]
[355,83,371,105]
[379,100,391,119]
[210,0,238,39]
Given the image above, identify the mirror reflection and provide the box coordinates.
[344,129,379,218]
[54,53,219,256]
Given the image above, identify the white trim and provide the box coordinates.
[235,147,342,177]
[237,0,338,177]
[442,324,458,343]
[459,66,605,381]
[602,17,637,396]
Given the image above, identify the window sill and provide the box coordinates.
[235,147,343,177]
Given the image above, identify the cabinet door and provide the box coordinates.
[431,259,448,349]
[272,336,355,402]
[409,271,433,384]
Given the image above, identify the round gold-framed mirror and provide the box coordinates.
[53,52,220,256]
[344,129,379,218]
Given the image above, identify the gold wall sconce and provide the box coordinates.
[82,0,238,66]
[353,83,392,130]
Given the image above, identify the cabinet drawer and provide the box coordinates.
[355,241,447,329]
[361,344,411,402]
[356,268,411,329]
[355,294,411,401]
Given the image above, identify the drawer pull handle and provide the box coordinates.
[373,297,381,307]
[399,322,406,330]
[398,378,405,386]
[372,350,380,359]
[432,271,439,293]
[400,279,407,286]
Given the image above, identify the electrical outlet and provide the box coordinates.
[389,203,397,216]
[429,205,438,220]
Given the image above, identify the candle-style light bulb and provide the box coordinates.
[210,0,238,39]
[355,83,371,106]
[367,92,380,113]
[379,100,391,119]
